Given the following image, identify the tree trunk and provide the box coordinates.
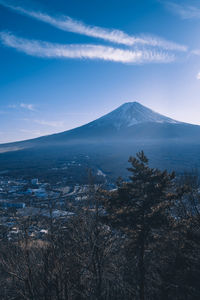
[138,220,145,300]
[139,238,145,300]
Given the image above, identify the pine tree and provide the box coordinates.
[103,151,180,300]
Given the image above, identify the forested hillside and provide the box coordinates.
[0,152,200,300]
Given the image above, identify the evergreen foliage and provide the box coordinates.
[103,151,183,300]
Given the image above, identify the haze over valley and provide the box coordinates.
[1,102,200,183]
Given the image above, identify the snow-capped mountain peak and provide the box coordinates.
[93,101,180,129]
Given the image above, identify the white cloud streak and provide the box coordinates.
[8,103,36,111]
[165,2,200,19]
[20,103,35,111]
[22,118,64,128]
[0,1,187,51]
[191,49,200,56]
[197,72,200,80]
[34,119,64,127]
[20,129,42,135]
[0,32,175,64]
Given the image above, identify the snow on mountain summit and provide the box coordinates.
[93,102,180,129]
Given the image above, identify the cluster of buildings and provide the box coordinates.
[0,169,113,241]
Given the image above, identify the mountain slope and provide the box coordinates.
[14,101,199,145]
[0,101,194,149]
[0,102,200,181]
[91,102,180,129]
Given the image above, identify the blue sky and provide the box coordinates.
[0,0,200,143]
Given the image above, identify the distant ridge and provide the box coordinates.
[0,101,196,147]
[1,101,200,181]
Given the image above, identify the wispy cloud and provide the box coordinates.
[165,2,200,19]
[191,49,200,56]
[20,103,35,111]
[20,129,42,136]
[22,118,65,128]
[197,72,200,80]
[0,1,187,51]
[132,35,187,52]
[8,103,36,111]
[34,119,64,127]
[0,32,175,64]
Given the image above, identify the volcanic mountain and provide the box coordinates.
[1,102,200,182]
